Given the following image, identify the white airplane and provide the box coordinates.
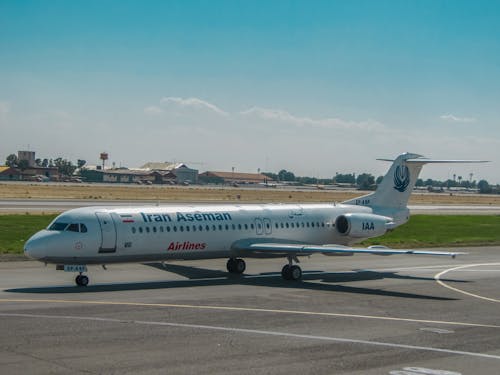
[24,153,484,286]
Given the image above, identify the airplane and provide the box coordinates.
[24,153,485,286]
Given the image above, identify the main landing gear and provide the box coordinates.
[226,258,246,274]
[75,273,89,287]
[281,256,302,281]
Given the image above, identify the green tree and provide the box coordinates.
[17,159,30,171]
[478,180,492,194]
[5,154,18,167]
[278,169,295,182]
[53,158,77,177]
[356,173,375,190]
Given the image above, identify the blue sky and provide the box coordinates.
[1,0,499,182]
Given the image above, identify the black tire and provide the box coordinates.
[281,264,292,280]
[226,258,236,273]
[290,265,302,281]
[234,259,246,274]
[75,274,89,287]
[80,275,89,286]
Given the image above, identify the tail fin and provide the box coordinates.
[343,153,488,222]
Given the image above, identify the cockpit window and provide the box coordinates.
[48,222,69,231]
[80,224,88,233]
[67,223,79,232]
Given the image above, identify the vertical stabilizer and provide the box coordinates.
[343,153,487,225]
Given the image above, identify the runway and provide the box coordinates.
[1,247,499,374]
[2,198,500,214]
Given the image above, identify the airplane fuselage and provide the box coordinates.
[26,203,380,265]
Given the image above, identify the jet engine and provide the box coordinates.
[335,213,391,238]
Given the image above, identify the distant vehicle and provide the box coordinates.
[24,153,486,286]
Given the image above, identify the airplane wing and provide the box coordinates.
[233,242,464,258]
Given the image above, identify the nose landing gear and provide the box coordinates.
[75,273,89,287]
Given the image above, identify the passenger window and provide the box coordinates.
[275,223,279,229]
[225,224,229,230]
[186,226,190,232]
[132,227,136,234]
[193,225,197,232]
[219,224,223,231]
[280,223,284,229]
[285,223,289,228]
[173,226,177,232]
[139,227,143,233]
[250,224,255,230]
[67,223,79,232]
[146,227,150,233]
[244,224,248,230]
[160,226,164,232]
[166,226,171,232]
[199,225,203,231]
[301,222,305,228]
[212,225,217,231]
[180,226,184,232]
[232,224,236,230]
[238,224,242,230]
[205,225,210,231]
[153,227,157,233]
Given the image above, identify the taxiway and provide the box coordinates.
[1,247,499,374]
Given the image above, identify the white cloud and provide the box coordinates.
[144,106,163,115]
[159,97,228,117]
[439,114,477,123]
[240,106,385,131]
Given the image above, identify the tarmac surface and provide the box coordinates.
[1,248,499,374]
[2,198,500,214]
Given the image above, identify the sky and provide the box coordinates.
[1,0,499,182]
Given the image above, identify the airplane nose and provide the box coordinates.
[24,231,48,260]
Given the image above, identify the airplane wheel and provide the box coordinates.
[234,259,246,274]
[281,265,292,280]
[226,258,236,273]
[227,258,245,274]
[75,274,89,287]
[290,265,302,281]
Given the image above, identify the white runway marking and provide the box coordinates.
[1,297,499,328]
[2,312,500,361]
[434,263,500,303]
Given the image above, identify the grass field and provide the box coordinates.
[1,214,499,256]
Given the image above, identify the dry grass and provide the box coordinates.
[1,182,500,205]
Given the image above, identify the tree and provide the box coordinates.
[41,159,49,168]
[356,173,375,190]
[5,154,18,167]
[17,159,30,171]
[53,158,77,177]
[77,159,87,169]
[478,180,492,194]
[35,158,42,167]
[278,169,295,182]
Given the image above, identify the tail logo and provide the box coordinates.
[394,165,410,192]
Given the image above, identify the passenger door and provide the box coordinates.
[95,212,117,253]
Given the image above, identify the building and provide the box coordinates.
[0,166,21,181]
[18,151,36,167]
[140,162,198,184]
[79,162,197,184]
[199,171,274,185]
